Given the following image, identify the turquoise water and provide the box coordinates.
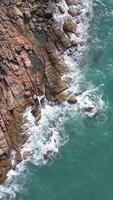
[2,0,113,199]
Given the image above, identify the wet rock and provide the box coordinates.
[53,27,71,49]
[66,0,80,6]
[58,6,65,14]
[68,7,80,17]
[63,19,77,34]
[55,90,69,103]
[84,106,94,112]
[67,95,77,104]
[0,0,82,183]
[23,151,31,160]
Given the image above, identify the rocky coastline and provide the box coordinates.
[0,0,83,183]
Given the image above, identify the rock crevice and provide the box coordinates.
[0,0,80,183]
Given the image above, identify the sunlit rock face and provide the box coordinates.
[0,0,81,183]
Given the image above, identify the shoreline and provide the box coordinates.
[0,0,92,184]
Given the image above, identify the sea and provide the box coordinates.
[1,0,113,199]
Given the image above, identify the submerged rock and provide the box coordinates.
[84,106,94,112]
[67,95,77,104]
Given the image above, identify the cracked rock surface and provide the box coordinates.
[0,0,80,183]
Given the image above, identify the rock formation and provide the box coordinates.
[0,0,80,183]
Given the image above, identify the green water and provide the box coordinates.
[17,0,113,199]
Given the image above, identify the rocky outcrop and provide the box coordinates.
[65,0,80,6]
[63,19,77,34]
[68,7,80,17]
[0,0,79,183]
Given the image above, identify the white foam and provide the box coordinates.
[20,104,69,166]
[76,84,106,117]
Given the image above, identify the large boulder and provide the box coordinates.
[66,95,77,104]
[53,27,71,49]
[63,19,77,34]
[68,7,80,17]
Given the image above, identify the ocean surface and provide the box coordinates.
[1,0,113,199]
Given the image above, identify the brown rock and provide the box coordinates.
[66,0,80,6]
[58,6,65,14]
[7,90,15,111]
[84,107,94,112]
[63,19,77,34]
[68,7,80,17]
[53,27,71,49]
[67,95,77,104]
[23,151,31,160]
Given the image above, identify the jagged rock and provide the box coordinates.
[44,9,53,19]
[23,151,31,160]
[7,90,15,111]
[67,95,77,104]
[66,0,80,6]
[63,19,77,34]
[24,11,32,20]
[68,7,80,17]
[13,7,23,18]
[53,27,71,49]
[58,6,65,14]
[0,0,77,183]
[84,106,94,112]
[15,45,23,53]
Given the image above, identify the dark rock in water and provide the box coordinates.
[67,95,77,104]
[84,106,94,112]
[43,153,48,160]
[43,150,52,160]
[92,51,103,63]
[63,19,77,34]
[58,6,65,14]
